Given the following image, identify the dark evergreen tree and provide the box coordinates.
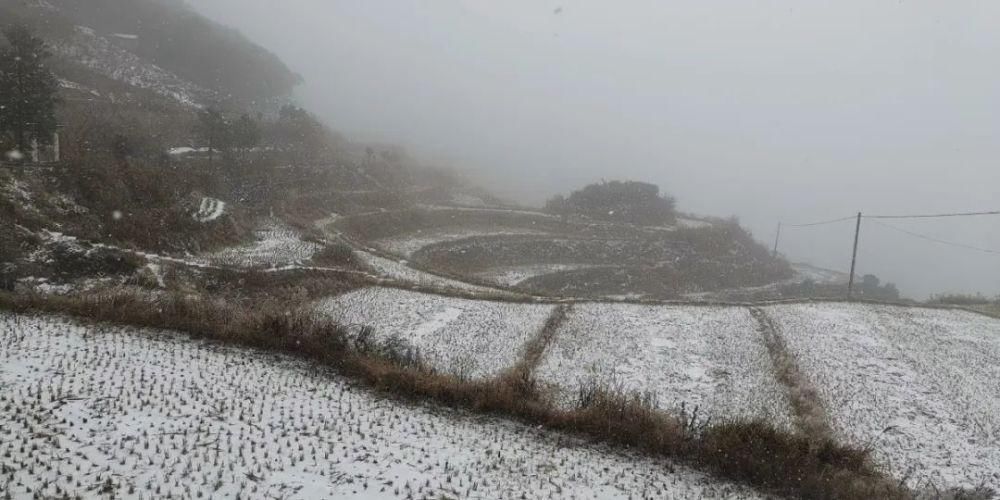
[0,25,59,155]
[277,104,325,166]
[547,180,677,225]
[193,107,231,167]
[231,113,260,152]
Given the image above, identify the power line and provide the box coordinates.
[776,207,1000,300]
[866,210,1000,219]
[868,219,1000,255]
[785,215,857,228]
[786,209,1000,228]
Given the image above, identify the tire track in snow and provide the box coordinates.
[749,306,832,438]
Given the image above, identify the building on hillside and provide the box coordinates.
[27,131,60,163]
[109,33,140,52]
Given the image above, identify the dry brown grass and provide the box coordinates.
[309,242,358,268]
[750,307,833,439]
[0,289,912,499]
[514,304,571,374]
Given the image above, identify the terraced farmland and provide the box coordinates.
[764,303,1000,492]
[330,206,795,300]
[200,220,321,269]
[309,286,1000,493]
[0,313,767,500]
[536,303,795,429]
[315,287,554,378]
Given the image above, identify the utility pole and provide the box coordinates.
[846,212,862,299]
[772,222,782,257]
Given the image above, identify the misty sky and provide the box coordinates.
[191,0,1000,298]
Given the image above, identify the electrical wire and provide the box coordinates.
[785,215,857,228]
[868,219,1000,255]
[785,208,1000,228]
[866,210,1000,219]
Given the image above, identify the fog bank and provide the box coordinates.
[191,0,1000,298]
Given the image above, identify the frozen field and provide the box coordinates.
[0,313,768,500]
[315,287,553,378]
[354,249,519,296]
[373,229,545,257]
[763,303,1000,491]
[536,303,794,428]
[474,263,597,286]
[201,221,320,269]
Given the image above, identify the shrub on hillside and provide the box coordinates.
[858,274,901,301]
[929,293,996,306]
[65,153,248,252]
[546,180,676,225]
[310,242,357,268]
[49,242,143,279]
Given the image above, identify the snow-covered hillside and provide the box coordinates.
[52,26,212,107]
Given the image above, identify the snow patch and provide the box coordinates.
[316,287,553,378]
[192,196,226,222]
[764,303,1000,491]
[536,303,794,428]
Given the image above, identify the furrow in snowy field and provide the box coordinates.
[314,287,554,379]
[536,303,794,429]
[764,303,1000,491]
[0,313,768,500]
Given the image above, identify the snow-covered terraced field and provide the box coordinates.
[354,249,519,296]
[536,304,794,428]
[315,287,554,378]
[192,197,226,222]
[0,313,768,500]
[373,229,545,257]
[201,221,320,269]
[474,263,598,287]
[764,303,1000,491]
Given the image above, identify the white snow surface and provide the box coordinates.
[764,303,1000,491]
[193,197,226,222]
[315,287,554,379]
[200,221,320,268]
[789,263,848,284]
[475,263,597,286]
[676,217,713,229]
[373,229,544,258]
[0,313,767,500]
[168,147,215,156]
[354,249,516,296]
[448,193,487,207]
[53,27,210,107]
[537,303,794,429]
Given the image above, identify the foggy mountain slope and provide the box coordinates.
[0,0,299,106]
[0,0,864,301]
[0,0,512,297]
[6,3,1000,498]
[189,0,1000,300]
[0,0,875,303]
